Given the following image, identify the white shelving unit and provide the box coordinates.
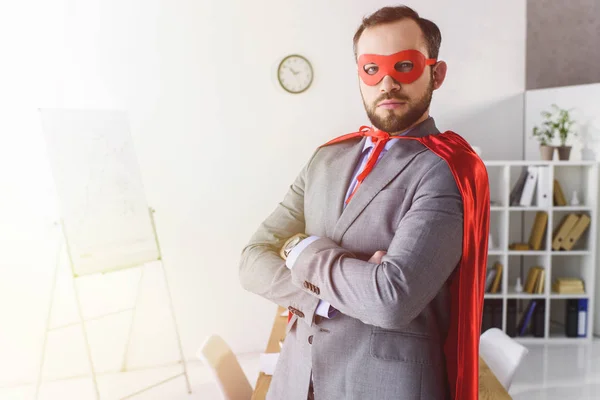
[484,160,598,344]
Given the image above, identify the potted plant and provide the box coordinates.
[552,105,577,160]
[533,104,577,161]
[532,122,555,161]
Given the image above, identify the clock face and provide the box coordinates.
[277,55,314,94]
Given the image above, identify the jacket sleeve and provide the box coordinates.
[239,149,321,326]
[288,158,464,330]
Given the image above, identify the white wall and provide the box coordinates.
[0,0,526,386]
[524,83,600,162]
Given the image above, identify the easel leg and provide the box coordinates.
[121,267,145,372]
[34,235,62,399]
[73,278,101,399]
[149,207,191,394]
[160,262,192,394]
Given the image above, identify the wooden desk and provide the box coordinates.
[252,307,511,400]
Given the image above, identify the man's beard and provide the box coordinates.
[363,79,434,134]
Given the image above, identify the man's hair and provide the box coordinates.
[353,5,442,60]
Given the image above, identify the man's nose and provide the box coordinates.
[379,75,401,93]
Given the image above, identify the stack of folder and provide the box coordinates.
[552,277,585,294]
[552,214,591,251]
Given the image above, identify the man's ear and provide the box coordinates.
[432,61,447,90]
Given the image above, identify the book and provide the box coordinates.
[481,300,494,334]
[490,263,503,294]
[524,267,543,293]
[535,269,545,294]
[532,300,545,337]
[552,213,579,250]
[518,300,537,336]
[553,179,567,206]
[509,167,528,206]
[485,269,497,292]
[509,243,530,251]
[528,211,548,251]
[560,214,591,251]
[519,166,539,206]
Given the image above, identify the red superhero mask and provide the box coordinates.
[357,49,437,86]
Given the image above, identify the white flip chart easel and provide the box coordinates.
[36,108,191,399]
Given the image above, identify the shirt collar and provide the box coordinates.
[362,121,422,152]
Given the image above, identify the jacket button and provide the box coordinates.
[314,287,320,295]
[308,335,313,344]
[303,281,310,289]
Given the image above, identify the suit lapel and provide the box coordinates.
[323,137,367,237]
[331,118,439,243]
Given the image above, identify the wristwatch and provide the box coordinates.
[280,233,309,260]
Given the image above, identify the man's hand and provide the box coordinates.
[368,250,387,264]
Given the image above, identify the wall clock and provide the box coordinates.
[277,54,314,94]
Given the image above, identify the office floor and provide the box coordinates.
[1,341,598,399]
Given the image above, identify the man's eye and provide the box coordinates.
[395,61,414,72]
[364,65,379,75]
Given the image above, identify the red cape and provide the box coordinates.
[402,131,490,400]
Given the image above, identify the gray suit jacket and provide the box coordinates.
[239,118,463,400]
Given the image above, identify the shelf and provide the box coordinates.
[551,250,591,256]
[484,160,597,167]
[506,291,545,299]
[483,160,597,344]
[516,336,592,344]
[484,293,503,299]
[552,206,592,211]
[550,293,588,299]
[508,206,548,211]
[507,251,547,256]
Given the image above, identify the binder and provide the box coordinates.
[491,300,503,329]
[553,179,567,206]
[528,211,548,250]
[536,166,552,207]
[519,166,539,206]
[560,214,591,251]
[566,299,579,337]
[578,299,588,337]
[506,299,517,337]
[490,263,503,294]
[552,213,579,250]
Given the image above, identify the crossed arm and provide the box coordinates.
[239,157,463,329]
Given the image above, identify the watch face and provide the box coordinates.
[277,55,314,94]
[284,237,301,256]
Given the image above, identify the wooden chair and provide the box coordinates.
[198,334,253,400]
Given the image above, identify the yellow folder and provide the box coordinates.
[528,212,548,250]
[552,213,579,250]
[561,214,591,251]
